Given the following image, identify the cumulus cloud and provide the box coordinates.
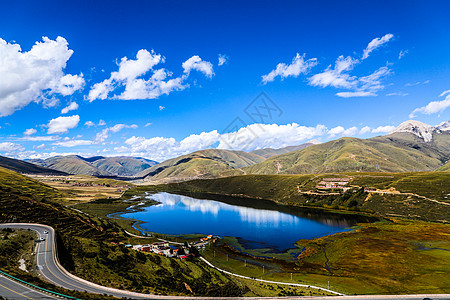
[371,125,396,133]
[362,33,394,60]
[61,102,79,114]
[182,55,214,78]
[47,115,80,134]
[310,54,391,98]
[0,142,25,152]
[0,36,84,117]
[327,126,358,138]
[307,34,394,98]
[88,50,214,102]
[218,54,228,66]
[410,90,450,117]
[85,121,95,127]
[261,53,318,84]
[120,123,327,161]
[24,128,37,136]
[53,139,93,147]
[359,126,372,134]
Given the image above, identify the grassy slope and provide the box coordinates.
[92,156,158,176]
[0,167,246,297]
[0,155,67,175]
[296,220,450,294]
[437,161,450,171]
[250,143,313,158]
[31,155,111,176]
[149,172,450,222]
[137,149,264,182]
[245,137,444,175]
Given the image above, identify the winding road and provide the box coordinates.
[0,223,449,300]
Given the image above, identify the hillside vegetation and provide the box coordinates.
[0,155,67,175]
[137,149,264,183]
[250,143,313,158]
[29,155,157,176]
[437,161,450,171]
[245,136,446,175]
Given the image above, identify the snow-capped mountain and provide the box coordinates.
[389,120,450,142]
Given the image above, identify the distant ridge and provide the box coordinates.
[250,143,314,158]
[0,155,67,175]
[137,149,264,183]
[29,155,158,176]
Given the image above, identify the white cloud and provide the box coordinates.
[159,105,165,111]
[386,92,408,96]
[359,126,372,134]
[24,128,37,136]
[95,123,138,143]
[61,102,79,114]
[53,139,93,147]
[262,53,318,84]
[410,90,450,117]
[47,115,80,134]
[327,126,358,138]
[182,55,214,78]
[372,125,396,133]
[218,123,327,151]
[121,123,327,161]
[398,50,408,59]
[309,56,359,89]
[218,54,228,66]
[19,136,60,142]
[405,80,430,87]
[85,121,95,127]
[0,36,84,117]
[145,122,152,127]
[336,91,376,98]
[88,50,212,102]
[0,142,25,152]
[362,33,394,60]
[35,144,46,149]
[98,119,106,126]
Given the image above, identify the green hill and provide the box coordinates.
[91,156,158,176]
[29,155,111,176]
[0,155,67,175]
[245,136,445,175]
[437,161,450,171]
[30,155,159,177]
[250,143,314,158]
[137,149,265,183]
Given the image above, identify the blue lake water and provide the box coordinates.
[120,192,369,251]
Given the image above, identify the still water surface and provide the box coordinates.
[120,192,370,251]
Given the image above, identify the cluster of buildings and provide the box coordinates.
[132,242,189,259]
[316,177,351,191]
[130,235,217,259]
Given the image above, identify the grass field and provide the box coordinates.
[201,220,450,295]
[29,174,133,205]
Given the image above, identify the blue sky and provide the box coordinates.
[0,0,449,162]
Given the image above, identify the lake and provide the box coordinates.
[119,192,373,251]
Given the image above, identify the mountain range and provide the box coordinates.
[28,155,157,177]
[1,120,449,180]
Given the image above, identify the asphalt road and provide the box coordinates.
[0,273,58,299]
[0,223,449,300]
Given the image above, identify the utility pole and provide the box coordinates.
[226,254,228,261]
[244,260,247,267]
[328,281,329,289]
[262,265,264,274]
[290,273,292,281]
